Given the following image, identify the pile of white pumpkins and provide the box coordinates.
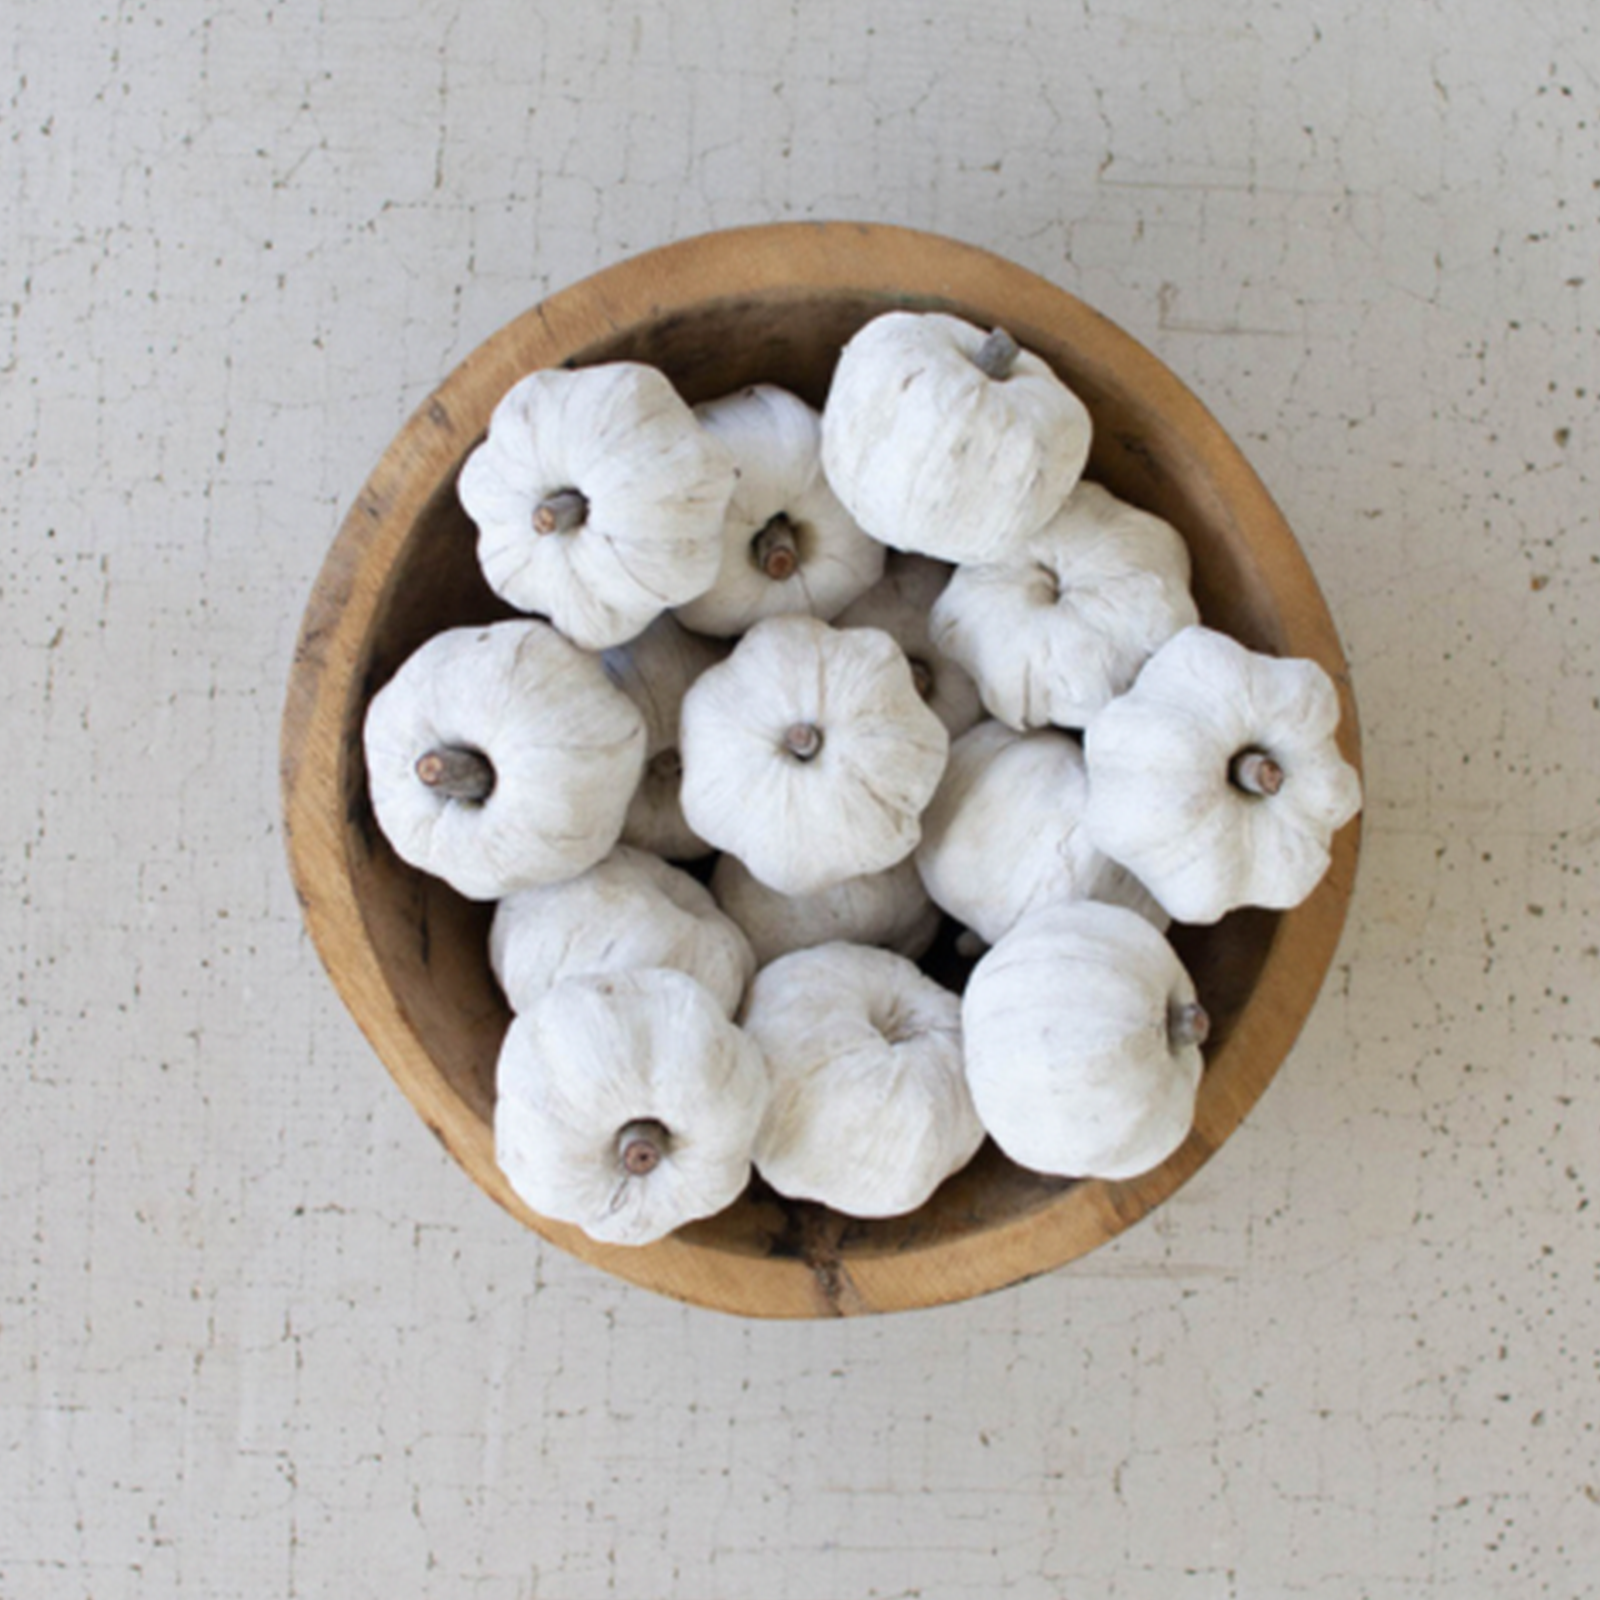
[363,310,1362,1247]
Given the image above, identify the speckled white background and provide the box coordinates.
[5,2,1598,1595]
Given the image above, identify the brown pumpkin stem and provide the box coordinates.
[973,327,1020,381]
[1231,749,1285,797]
[1168,1000,1211,1050]
[617,1118,670,1177]
[414,745,496,802]
[753,514,801,581]
[908,657,935,700]
[533,487,589,535]
[648,747,682,782]
[783,722,824,761]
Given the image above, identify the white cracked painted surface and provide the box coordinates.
[4,2,1598,1595]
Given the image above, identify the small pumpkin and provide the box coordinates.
[710,852,941,968]
[915,719,1165,945]
[674,384,885,638]
[458,362,736,650]
[820,310,1092,563]
[679,615,949,896]
[362,620,646,901]
[601,614,725,859]
[743,944,983,1217]
[834,552,985,737]
[494,968,770,1247]
[963,901,1207,1180]
[929,480,1199,730]
[490,846,755,1018]
[1083,625,1363,924]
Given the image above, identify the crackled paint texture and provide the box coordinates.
[4,1,1599,1596]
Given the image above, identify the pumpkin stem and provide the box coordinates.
[617,1118,670,1177]
[1231,749,1285,797]
[648,747,682,782]
[1168,1000,1210,1050]
[907,656,935,700]
[973,327,1020,381]
[533,487,589,535]
[752,513,801,581]
[783,721,824,761]
[873,1005,917,1047]
[414,745,496,802]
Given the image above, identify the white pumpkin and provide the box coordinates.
[743,944,983,1217]
[710,852,941,968]
[915,719,1165,945]
[601,614,725,859]
[1084,625,1363,924]
[963,901,1207,1180]
[679,615,950,896]
[494,967,770,1247]
[674,384,885,637]
[458,363,736,650]
[929,480,1200,730]
[362,620,646,901]
[833,552,985,737]
[490,846,755,1017]
[820,311,1092,563]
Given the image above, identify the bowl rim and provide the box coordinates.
[281,220,1362,1318]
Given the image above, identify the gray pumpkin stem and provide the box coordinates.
[973,327,1020,381]
[414,745,496,802]
[1168,1000,1211,1050]
[533,487,589,535]
[783,722,824,761]
[648,747,683,782]
[617,1118,670,1177]
[1231,749,1285,797]
[908,657,935,700]
[753,514,801,581]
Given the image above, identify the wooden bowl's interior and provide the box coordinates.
[340,285,1289,1268]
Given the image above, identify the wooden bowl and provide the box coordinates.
[281,222,1361,1318]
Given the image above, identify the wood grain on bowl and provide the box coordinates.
[280,221,1362,1318]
